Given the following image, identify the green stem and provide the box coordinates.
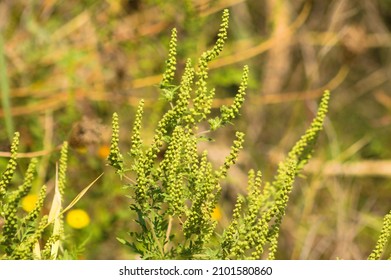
[146,218,165,258]
[164,215,173,253]
[0,32,14,140]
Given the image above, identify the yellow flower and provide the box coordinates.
[97,144,110,159]
[66,209,90,229]
[211,206,223,221]
[21,194,38,212]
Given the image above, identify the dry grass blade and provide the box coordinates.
[61,172,104,215]
[48,163,62,224]
[33,242,41,260]
[306,160,391,177]
[40,173,103,230]
[48,163,62,258]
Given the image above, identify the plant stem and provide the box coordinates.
[146,217,165,258]
[164,215,173,252]
[0,32,14,140]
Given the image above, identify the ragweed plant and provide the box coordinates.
[0,133,99,260]
[220,92,330,260]
[0,133,68,259]
[368,210,391,260]
[107,9,331,260]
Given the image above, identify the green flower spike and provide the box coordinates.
[108,113,124,173]
[0,132,19,199]
[130,99,145,159]
[368,210,391,260]
[161,28,177,89]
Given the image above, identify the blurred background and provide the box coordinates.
[0,0,390,259]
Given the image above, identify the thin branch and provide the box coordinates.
[164,215,173,253]
[0,145,62,158]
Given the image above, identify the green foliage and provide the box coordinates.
[160,28,177,89]
[1,4,388,260]
[0,133,19,199]
[368,210,391,260]
[108,9,330,260]
[108,112,124,174]
[220,91,330,260]
[0,135,70,259]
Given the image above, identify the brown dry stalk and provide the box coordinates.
[0,65,348,117]
[0,145,61,159]
[305,159,391,177]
